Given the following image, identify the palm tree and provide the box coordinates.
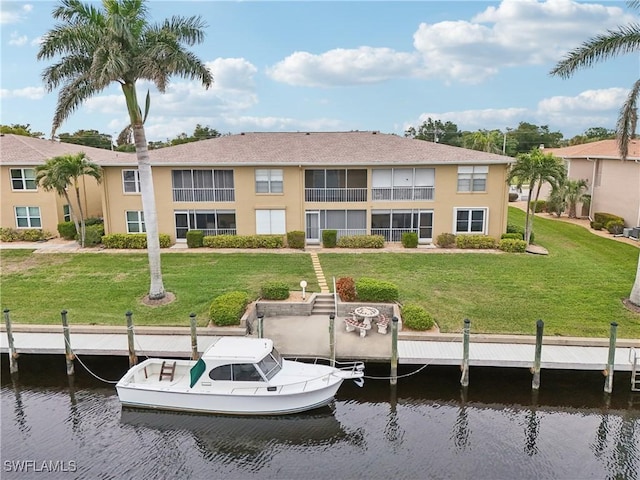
[37,0,213,300]
[36,153,102,247]
[550,0,639,306]
[508,149,566,244]
[564,179,589,219]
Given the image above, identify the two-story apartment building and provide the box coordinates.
[0,134,125,235]
[98,131,515,244]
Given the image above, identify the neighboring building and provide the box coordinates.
[98,131,515,244]
[0,134,127,235]
[545,140,640,227]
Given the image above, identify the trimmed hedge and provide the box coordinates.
[0,228,50,242]
[84,224,104,246]
[501,232,523,240]
[336,277,356,302]
[402,304,435,331]
[186,230,204,248]
[594,212,624,227]
[209,291,249,326]
[356,277,399,302]
[401,232,418,248]
[20,229,48,242]
[322,229,337,248]
[506,223,534,244]
[261,281,289,300]
[336,235,385,248]
[498,238,527,253]
[455,234,497,249]
[57,221,77,240]
[102,233,172,249]
[436,232,456,248]
[203,234,284,249]
[529,200,546,213]
[590,221,604,230]
[605,220,625,235]
[287,231,305,249]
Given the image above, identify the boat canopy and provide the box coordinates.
[190,358,206,387]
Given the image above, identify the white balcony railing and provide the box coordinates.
[173,188,235,202]
[371,228,417,242]
[305,188,367,202]
[371,186,434,201]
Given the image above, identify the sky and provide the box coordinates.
[0,0,637,143]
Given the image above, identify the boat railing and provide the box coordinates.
[229,372,334,395]
[284,357,365,376]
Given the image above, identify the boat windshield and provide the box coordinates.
[257,347,282,380]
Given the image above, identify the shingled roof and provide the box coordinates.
[545,139,640,160]
[1,131,516,167]
[0,133,134,165]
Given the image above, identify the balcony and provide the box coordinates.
[305,188,367,202]
[371,227,417,242]
[173,188,235,202]
[372,186,434,201]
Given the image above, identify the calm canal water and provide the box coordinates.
[2,355,639,479]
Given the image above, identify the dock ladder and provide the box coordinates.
[631,348,640,392]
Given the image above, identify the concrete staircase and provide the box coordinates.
[311,293,335,316]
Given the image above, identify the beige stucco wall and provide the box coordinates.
[101,163,511,244]
[1,165,102,235]
[593,159,640,227]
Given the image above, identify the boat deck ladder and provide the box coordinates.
[631,348,640,392]
[159,360,177,382]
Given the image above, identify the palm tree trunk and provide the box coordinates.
[133,125,166,300]
[524,181,536,245]
[630,253,640,307]
[62,190,81,245]
[73,181,86,248]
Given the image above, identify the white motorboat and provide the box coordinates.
[116,336,364,415]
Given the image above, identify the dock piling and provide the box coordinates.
[604,322,618,394]
[532,319,544,390]
[189,313,198,360]
[329,314,335,367]
[125,311,137,368]
[461,318,470,387]
[3,309,18,374]
[390,316,399,385]
[257,315,264,339]
[60,310,74,376]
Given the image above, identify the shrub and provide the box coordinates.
[209,291,249,327]
[85,217,103,226]
[287,231,305,249]
[508,192,519,202]
[101,233,171,249]
[402,304,434,331]
[605,220,625,235]
[529,200,546,213]
[498,238,527,253]
[186,230,204,248]
[202,234,284,249]
[401,232,418,248]
[336,277,356,302]
[0,228,20,242]
[84,224,104,246]
[594,212,624,227]
[506,223,534,243]
[356,277,399,302]
[591,221,604,231]
[19,229,46,242]
[322,230,337,248]
[57,221,77,240]
[436,232,456,248]
[261,281,289,300]
[501,232,523,240]
[455,234,497,249]
[336,235,385,248]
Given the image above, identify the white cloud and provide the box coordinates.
[0,3,32,24]
[267,47,419,87]
[411,108,530,132]
[0,86,45,100]
[537,87,628,114]
[206,58,257,91]
[9,31,27,46]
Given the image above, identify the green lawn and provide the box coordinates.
[1,207,638,337]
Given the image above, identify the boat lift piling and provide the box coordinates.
[4,309,18,374]
[532,319,544,390]
[257,315,264,339]
[60,310,74,376]
[604,322,618,394]
[125,311,137,368]
[461,319,470,387]
[189,313,198,360]
[390,316,399,385]
[329,314,336,367]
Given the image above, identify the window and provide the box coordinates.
[10,168,37,191]
[457,166,488,192]
[255,169,283,193]
[172,169,235,202]
[231,364,263,381]
[256,210,286,234]
[63,205,72,222]
[126,211,145,233]
[304,169,367,202]
[15,206,41,228]
[371,209,432,242]
[209,364,231,381]
[455,208,486,233]
[175,210,236,239]
[372,168,434,200]
[122,170,141,193]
